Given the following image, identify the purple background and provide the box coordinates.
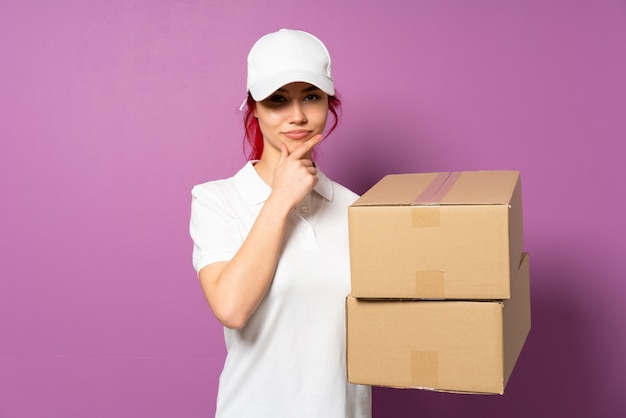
[1,1,625,417]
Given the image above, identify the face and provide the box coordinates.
[254,82,329,159]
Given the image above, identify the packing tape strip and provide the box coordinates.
[411,172,461,228]
[412,172,461,205]
[416,270,445,298]
[411,350,439,388]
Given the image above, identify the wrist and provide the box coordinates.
[264,192,295,217]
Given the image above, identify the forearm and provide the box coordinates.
[200,195,291,328]
[201,137,322,328]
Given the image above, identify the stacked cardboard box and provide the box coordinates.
[346,171,531,394]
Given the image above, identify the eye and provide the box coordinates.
[266,94,288,104]
[303,94,320,102]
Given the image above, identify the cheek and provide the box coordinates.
[256,109,283,128]
[313,110,329,128]
[308,103,329,125]
[256,113,283,140]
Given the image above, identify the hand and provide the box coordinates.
[270,135,323,208]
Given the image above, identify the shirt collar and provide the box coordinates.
[234,161,334,205]
[314,167,334,201]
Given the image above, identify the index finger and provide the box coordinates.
[289,135,323,160]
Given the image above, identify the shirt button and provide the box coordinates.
[300,206,309,214]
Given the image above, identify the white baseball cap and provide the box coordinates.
[246,29,335,101]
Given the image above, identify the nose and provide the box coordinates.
[288,101,307,124]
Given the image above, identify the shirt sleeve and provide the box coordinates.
[189,182,242,274]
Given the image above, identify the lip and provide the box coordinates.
[283,130,312,140]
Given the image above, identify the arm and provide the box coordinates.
[198,136,322,329]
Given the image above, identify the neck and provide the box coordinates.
[252,158,275,186]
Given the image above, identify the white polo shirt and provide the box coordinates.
[190,161,371,418]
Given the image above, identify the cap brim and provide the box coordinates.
[249,71,335,101]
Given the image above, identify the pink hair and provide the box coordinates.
[242,92,342,161]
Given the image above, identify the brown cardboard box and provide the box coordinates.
[349,171,523,299]
[346,253,531,395]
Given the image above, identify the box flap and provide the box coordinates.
[352,171,520,207]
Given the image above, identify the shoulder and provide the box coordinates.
[192,176,234,197]
[191,177,237,209]
[191,163,252,204]
[189,172,242,231]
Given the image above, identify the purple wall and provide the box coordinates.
[1,1,624,417]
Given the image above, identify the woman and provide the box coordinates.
[190,29,372,417]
